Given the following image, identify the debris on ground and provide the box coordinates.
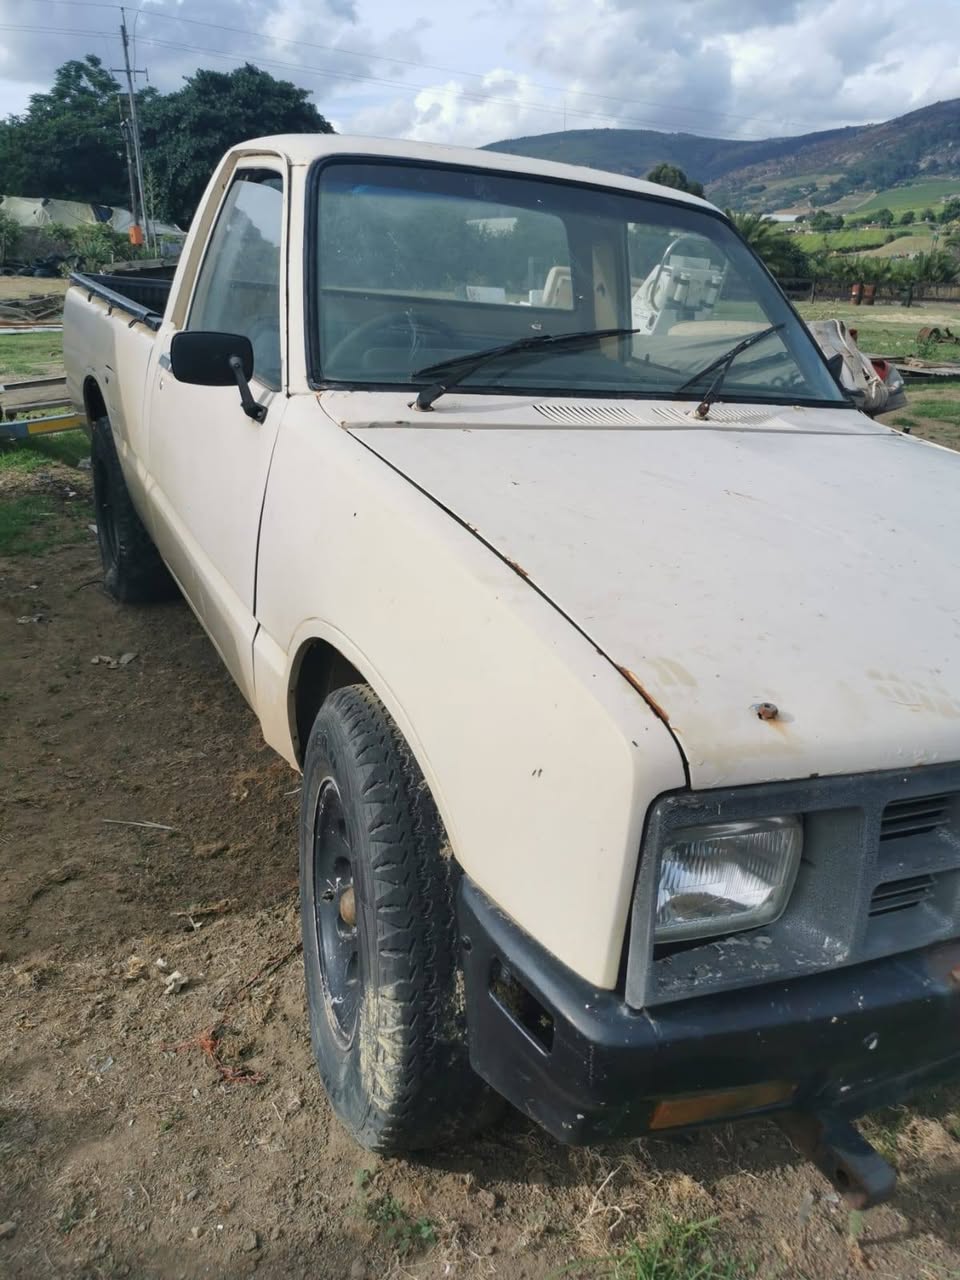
[0,293,63,326]
[163,970,189,996]
[89,652,137,668]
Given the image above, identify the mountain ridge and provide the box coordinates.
[484,99,960,212]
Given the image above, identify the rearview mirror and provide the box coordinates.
[171,330,254,386]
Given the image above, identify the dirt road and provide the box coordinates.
[2,457,960,1280]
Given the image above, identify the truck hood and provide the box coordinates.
[334,393,960,789]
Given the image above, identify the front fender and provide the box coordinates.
[253,397,685,988]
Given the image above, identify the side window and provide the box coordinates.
[189,171,283,388]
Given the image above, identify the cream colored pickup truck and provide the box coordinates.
[64,135,960,1203]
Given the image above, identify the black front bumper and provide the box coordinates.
[458,879,960,1146]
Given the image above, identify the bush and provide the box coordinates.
[0,208,21,264]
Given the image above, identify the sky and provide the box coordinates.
[1,0,959,148]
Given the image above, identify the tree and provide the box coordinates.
[939,198,960,224]
[921,207,936,222]
[0,207,20,264]
[0,56,141,207]
[0,56,334,229]
[645,163,704,198]
[873,208,894,227]
[143,64,332,225]
[725,210,809,278]
[898,209,916,225]
[809,210,844,231]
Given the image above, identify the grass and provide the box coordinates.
[795,300,954,358]
[0,430,88,472]
[902,398,960,425]
[0,484,89,556]
[0,332,64,379]
[353,1169,437,1257]
[564,1218,740,1280]
[851,179,960,215]
[799,228,909,252]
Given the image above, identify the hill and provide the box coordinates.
[485,98,960,213]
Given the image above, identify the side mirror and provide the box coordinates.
[825,351,845,384]
[169,330,266,423]
[170,330,254,386]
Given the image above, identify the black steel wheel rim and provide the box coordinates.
[312,778,361,1047]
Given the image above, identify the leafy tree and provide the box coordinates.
[645,164,704,198]
[873,208,894,227]
[939,198,960,224]
[0,207,20,264]
[809,210,844,231]
[921,207,936,222]
[898,209,916,225]
[142,64,332,225]
[0,56,141,207]
[0,56,333,230]
[892,250,958,284]
[725,210,809,278]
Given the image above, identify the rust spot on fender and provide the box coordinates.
[504,556,530,580]
[617,666,672,726]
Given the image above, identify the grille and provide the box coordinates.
[869,873,937,916]
[880,794,954,842]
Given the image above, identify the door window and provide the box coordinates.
[189,171,283,388]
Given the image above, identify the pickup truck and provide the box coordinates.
[64,135,960,1204]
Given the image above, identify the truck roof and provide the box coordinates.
[233,133,718,213]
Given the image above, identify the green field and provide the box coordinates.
[849,179,960,215]
[0,332,64,379]
[795,299,960,358]
[799,227,911,252]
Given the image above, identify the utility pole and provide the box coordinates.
[120,116,138,231]
[113,9,152,253]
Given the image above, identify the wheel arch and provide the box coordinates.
[283,630,463,864]
[82,376,107,429]
[290,636,366,766]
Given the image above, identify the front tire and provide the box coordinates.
[300,684,494,1152]
[90,415,176,604]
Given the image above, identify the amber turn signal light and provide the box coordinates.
[649,1081,796,1130]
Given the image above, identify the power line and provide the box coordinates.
[18,0,835,136]
[131,32,781,141]
[0,21,751,138]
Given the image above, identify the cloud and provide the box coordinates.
[0,0,958,150]
[348,0,960,147]
[0,0,423,114]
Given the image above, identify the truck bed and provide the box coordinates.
[69,271,172,332]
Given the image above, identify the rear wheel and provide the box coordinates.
[90,415,176,603]
[300,684,496,1152]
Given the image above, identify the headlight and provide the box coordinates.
[655,816,802,943]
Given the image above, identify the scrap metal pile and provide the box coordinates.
[0,292,64,328]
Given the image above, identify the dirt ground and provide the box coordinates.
[2,427,960,1279]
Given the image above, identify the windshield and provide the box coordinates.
[312,160,845,406]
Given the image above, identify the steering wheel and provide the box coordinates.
[326,310,463,373]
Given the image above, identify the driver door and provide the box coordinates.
[145,161,286,703]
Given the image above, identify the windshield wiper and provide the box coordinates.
[412,327,641,410]
[676,323,785,419]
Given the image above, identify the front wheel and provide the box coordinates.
[300,684,495,1152]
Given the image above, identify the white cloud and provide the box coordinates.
[0,0,957,148]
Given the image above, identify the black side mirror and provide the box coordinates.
[171,330,253,385]
[170,330,266,423]
[826,351,845,384]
